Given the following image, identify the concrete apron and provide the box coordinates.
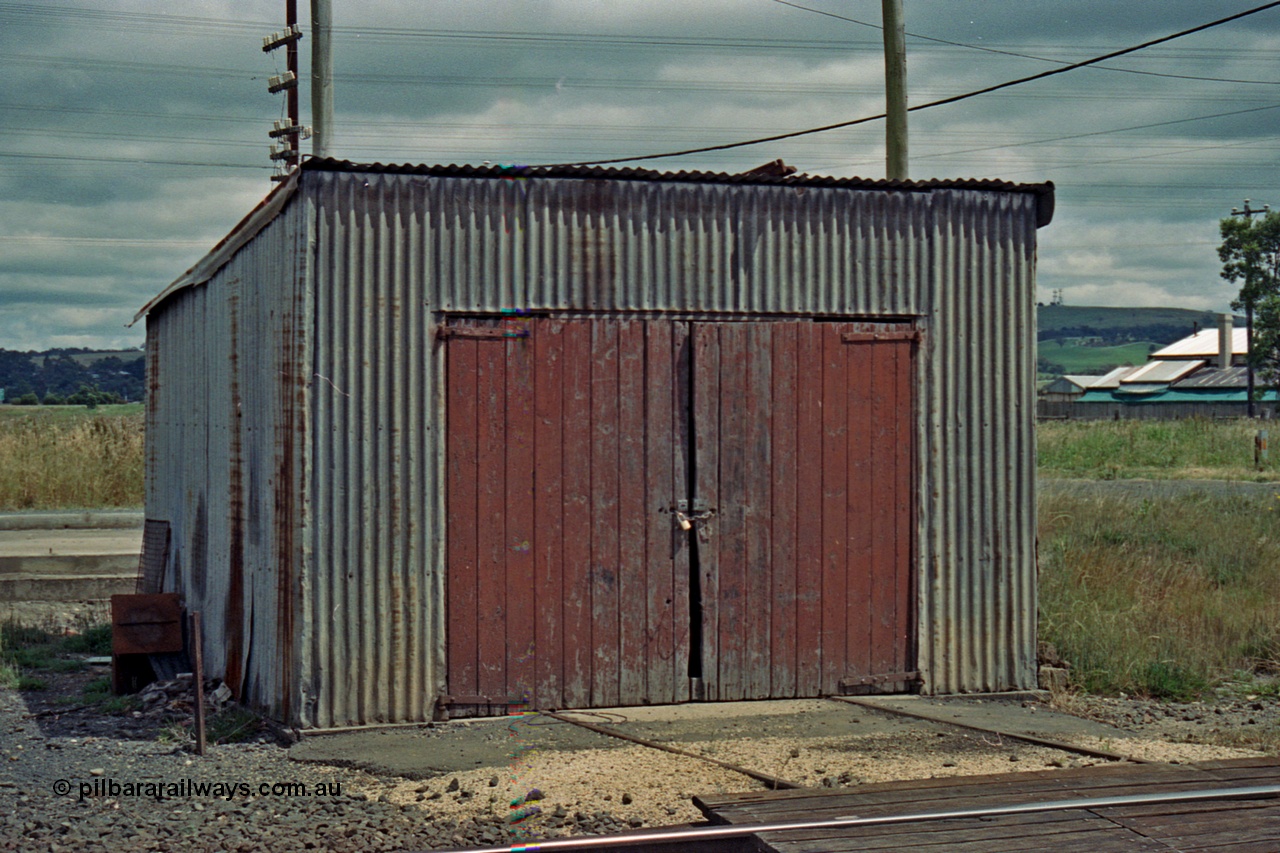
[287,696,1145,782]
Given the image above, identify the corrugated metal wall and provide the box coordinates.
[147,168,1041,727]
[298,170,1039,726]
[145,208,306,722]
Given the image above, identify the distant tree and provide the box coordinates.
[12,392,39,405]
[42,392,64,405]
[1219,211,1280,390]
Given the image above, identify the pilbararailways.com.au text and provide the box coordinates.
[54,777,344,802]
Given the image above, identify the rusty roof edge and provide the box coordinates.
[130,171,301,326]
[300,158,1055,226]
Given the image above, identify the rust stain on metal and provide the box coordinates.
[275,300,299,720]
[225,289,246,700]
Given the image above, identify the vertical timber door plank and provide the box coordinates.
[476,333,508,701]
[590,321,622,708]
[794,323,825,697]
[846,331,875,680]
[644,320,676,704]
[693,324,721,700]
[820,324,850,695]
[617,320,648,705]
[869,337,898,678]
[446,336,480,699]
[561,321,593,708]
[769,322,799,698]
[671,323,693,702]
[716,324,748,701]
[533,319,565,708]
[504,328,537,706]
[744,323,774,699]
[894,338,915,675]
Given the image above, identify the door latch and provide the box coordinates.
[663,500,716,541]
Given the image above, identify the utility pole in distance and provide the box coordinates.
[311,0,333,159]
[264,2,306,181]
[1231,198,1269,417]
[881,0,908,180]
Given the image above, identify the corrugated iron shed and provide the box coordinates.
[140,159,1053,728]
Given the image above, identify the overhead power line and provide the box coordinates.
[542,0,1280,166]
[770,0,1280,85]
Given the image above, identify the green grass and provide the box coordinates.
[0,623,101,684]
[1039,418,1280,481]
[1038,489,1280,699]
[0,407,143,509]
[0,402,143,423]
[1038,340,1159,373]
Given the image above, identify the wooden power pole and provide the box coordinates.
[882,0,908,180]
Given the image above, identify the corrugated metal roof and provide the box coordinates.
[1171,365,1251,389]
[302,158,1055,220]
[1120,359,1203,384]
[1151,327,1247,358]
[1088,365,1141,389]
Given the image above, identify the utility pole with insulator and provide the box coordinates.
[1230,198,1269,417]
[263,1,308,181]
[881,0,908,180]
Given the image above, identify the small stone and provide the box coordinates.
[445,778,459,793]
[789,748,800,758]
[621,793,633,805]
[525,788,544,802]
[488,776,499,787]
[1009,753,1020,762]
[89,769,104,777]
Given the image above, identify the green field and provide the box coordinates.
[1038,419,1279,481]
[1037,339,1158,374]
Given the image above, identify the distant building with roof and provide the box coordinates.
[1039,313,1276,419]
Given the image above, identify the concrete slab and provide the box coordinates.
[845,694,1148,742]
[288,697,1140,783]
[0,527,143,561]
[291,714,627,780]
[0,510,143,530]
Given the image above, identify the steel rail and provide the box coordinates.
[831,695,1158,764]
[537,710,804,790]
[429,784,1280,852]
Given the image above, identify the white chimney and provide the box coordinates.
[1218,313,1234,369]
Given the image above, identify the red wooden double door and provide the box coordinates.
[444,316,914,714]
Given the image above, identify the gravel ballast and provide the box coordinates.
[0,668,1269,852]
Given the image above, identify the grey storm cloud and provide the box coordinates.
[2,0,1280,350]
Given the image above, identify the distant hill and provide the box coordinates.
[1037,305,1236,376]
[1038,305,1229,345]
[0,348,144,404]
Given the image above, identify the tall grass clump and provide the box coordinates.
[1038,418,1278,481]
[1039,488,1280,699]
[0,410,143,509]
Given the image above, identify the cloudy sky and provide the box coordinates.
[3,0,1279,351]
